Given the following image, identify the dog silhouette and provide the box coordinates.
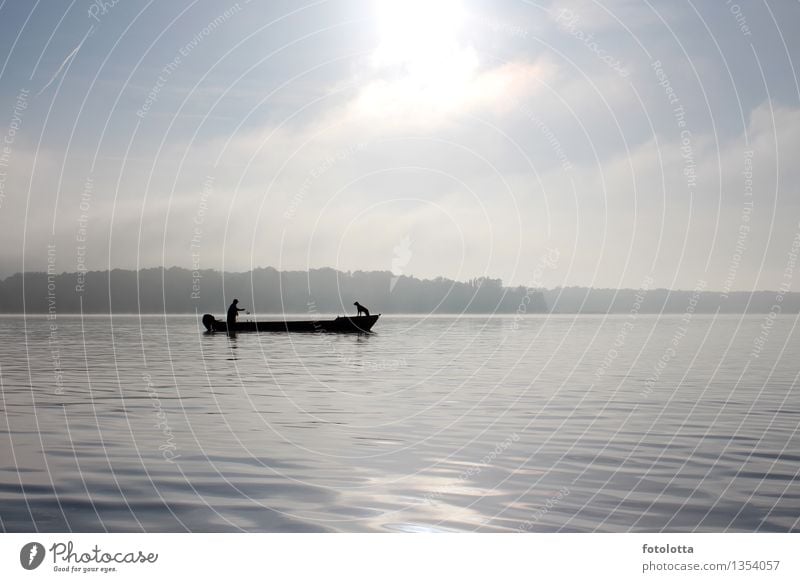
[354,301,370,317]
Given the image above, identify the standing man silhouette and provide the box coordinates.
[227,298,245,332]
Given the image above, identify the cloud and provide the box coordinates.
[520,99,800,290]
[349,59,555,126]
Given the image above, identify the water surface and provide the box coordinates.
[1,314,799,532]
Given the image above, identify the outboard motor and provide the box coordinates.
[202,314,217,332]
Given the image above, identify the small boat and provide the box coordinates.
[202,313,380,333]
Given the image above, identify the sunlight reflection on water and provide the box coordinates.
[2,314,799,532]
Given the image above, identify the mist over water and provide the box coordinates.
[2,314,798,532]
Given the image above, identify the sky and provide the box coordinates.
[0,0,798,290]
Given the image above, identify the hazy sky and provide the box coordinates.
[0,0,798,290]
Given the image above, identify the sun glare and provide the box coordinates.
[360,0,478,115]
[373,0,477,84]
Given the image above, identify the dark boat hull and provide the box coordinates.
[203,314,379,333]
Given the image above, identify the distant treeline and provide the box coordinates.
[542,286,800,314]
[1,268,797,314]
[0,267,547,314]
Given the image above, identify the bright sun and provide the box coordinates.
[359,0,531,120]
[372,0,477,90]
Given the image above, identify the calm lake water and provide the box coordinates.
[1,314,799,532]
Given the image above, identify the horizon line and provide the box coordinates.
[1,266,792,296]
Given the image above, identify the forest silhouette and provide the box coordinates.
[2,267,798,314]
